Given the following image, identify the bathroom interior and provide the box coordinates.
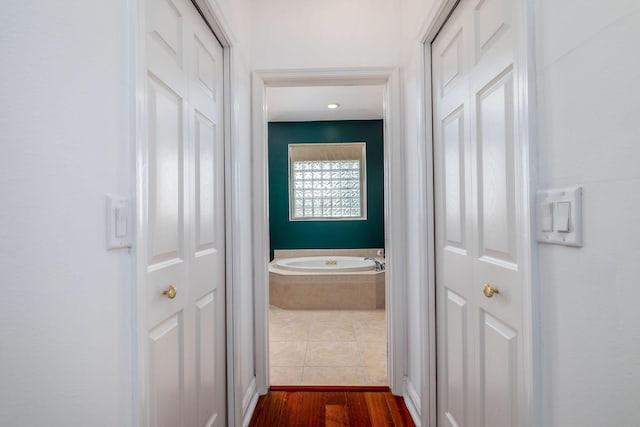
[266,85,388,386]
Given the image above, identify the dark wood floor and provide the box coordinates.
[248,387,416,427]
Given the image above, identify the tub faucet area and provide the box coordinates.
[364,257,385,271]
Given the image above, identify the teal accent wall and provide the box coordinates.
[269,120,384,259]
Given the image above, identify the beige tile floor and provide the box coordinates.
[269,306,387,386]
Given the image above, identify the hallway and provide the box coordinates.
[2,0,639,426]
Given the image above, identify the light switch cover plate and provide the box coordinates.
[107,194,132,249]
[536,186,582,247]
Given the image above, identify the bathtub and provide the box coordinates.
[275,256,376,273]
[269,252,385,310]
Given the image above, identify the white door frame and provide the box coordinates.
[132,0,244,425]
[417,0,540,426]
[251,68,407,396]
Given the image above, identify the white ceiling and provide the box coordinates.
[266,85,384,122]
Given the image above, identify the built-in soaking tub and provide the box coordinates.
[269,250,385,310]
[275,256,377,273]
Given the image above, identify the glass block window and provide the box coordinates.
[289,143,366,220]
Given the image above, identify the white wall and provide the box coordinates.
[249,1,435,424]
[399,1,436,424]
[229,56,258,425]
[401,44,428,421]
[250,0,402,69]
[534,1,640,425]
[0,2,134,426]
[237,71,258,424]
[204,0,257,424]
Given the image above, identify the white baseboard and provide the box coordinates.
[404,378,422,426]
[241,377,259,426]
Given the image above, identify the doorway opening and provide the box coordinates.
[265,87,386,385]
[251,69,406,395]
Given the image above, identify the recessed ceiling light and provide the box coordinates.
[327,103,340,109]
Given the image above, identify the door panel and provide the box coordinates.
[443,107,466,250]
[474,0,511,58]
[146,19,190,421]
[440,30,464,95]
[444,290,468,427]
[188,14,225,426]
[194,112,216,253]
[142,0,225,426]
[434,0,523,425]
[148,0,183,63]
[195,292,218,427]
[194,36,218,100]
[481,312,517,427]
[149,315,184,427]
[476,69,516,265]
[434,8,475,427]
[147,76,184,266]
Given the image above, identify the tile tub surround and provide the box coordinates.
[269,306,387,386]
[270,249,385,310]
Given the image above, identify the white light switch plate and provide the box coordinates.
[107,194,132,249]
[536,186,582,247]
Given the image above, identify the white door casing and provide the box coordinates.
[250,69,406,396]
[433,0,530,426]
[139,0,226,425]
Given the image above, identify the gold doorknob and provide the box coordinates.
[483,283,499,298]
[163,285,177,299]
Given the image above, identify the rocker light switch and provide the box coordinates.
[537,186,582,247]
[107,194,132,249]
[555,201,571,232]
[115,207,128,237]
[541,202,553,232]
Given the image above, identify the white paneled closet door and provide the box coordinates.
[433,0,524,426]
[142,0,225,425]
